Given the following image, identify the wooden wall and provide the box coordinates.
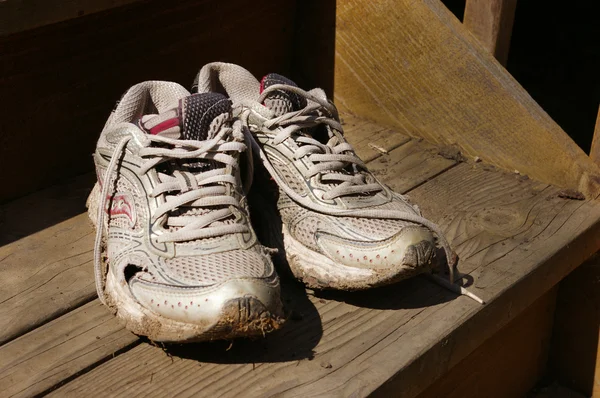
[549,254,600,397]
[3,0,599,203]
[0,0,143,35]
[0,0,297,202]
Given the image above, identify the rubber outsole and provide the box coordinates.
[283,225,434,291]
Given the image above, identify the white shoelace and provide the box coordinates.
[256,85,484,304]
[93,124,247,304]
[262,106,381,200]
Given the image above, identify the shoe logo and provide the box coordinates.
[106,192,137,228]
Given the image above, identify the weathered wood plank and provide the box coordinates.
[0,213,95,345]
[46,279,331,397]
[0,172,95,347]
[416,288,557,398]
[372,165,600,397]
[0,301,137,398]
[463,0,518,65]
[50,152,600,396]
[342,113,411,163]
[0,0,297,202]
[368,140,456,193]
[0,0,144,36]
[330,0,600,197]
[47,283,455,398]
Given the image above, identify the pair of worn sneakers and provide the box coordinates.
[88,62,478,343]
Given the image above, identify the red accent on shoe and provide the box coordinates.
[149,118,179,135]
[105,192,136,227]
[260,75,267,94]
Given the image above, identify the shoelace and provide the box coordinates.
[260,103,381,200]
[255,85,484,304]
[93,124,247,304]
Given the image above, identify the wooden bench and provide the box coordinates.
[1,0,599,397]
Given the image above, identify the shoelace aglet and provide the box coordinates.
[424,273,486,305]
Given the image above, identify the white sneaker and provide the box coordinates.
[192,63,456,291]
[88,81,284,342]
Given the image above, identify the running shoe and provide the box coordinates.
[192,63,460,292]
[87,81,284,342]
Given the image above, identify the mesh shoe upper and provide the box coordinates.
[257,74,431,257]
[92,81,279,314]
[192,63,457,286]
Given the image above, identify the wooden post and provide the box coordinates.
[463,0,518,65]
[589,106,600,166]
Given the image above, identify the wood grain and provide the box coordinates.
[0,301,137,398]
[330,0,600,198]
[416,288,557,398]
[0,0,297,202]
[0,214,95,345]
[463,0,518,65]
[0,172,95,346]
[0,0,145,36]
[368,139,456,193]
[49,137,600,397]
[342,113,411,162]
[372,165,600,397]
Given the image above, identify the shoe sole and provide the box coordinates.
[283,224,432,290]
[87,183,284,342]
[251,140,433,291]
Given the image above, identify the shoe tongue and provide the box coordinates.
[260,73,307,117]
[140,93,232,140]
